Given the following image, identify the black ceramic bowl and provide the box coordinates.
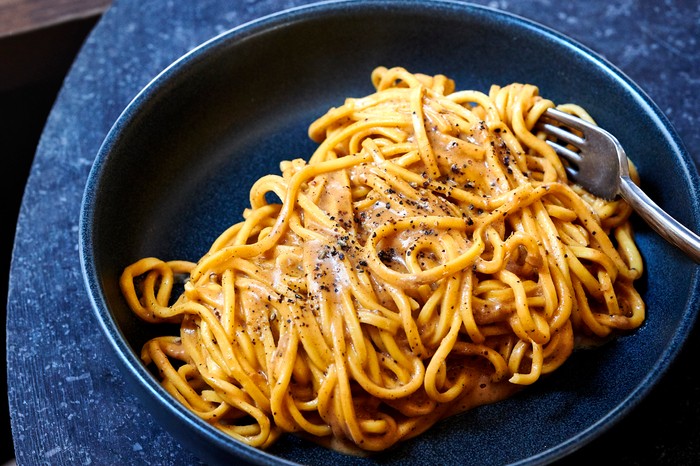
[79,1,700,465]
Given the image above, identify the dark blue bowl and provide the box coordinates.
[79,1,700,464]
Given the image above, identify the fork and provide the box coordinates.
[538,108,700,263]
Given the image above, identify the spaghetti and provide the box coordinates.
[120,66,645,453]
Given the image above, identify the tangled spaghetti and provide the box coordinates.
[120,66,645,453]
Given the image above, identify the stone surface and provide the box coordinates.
[7,0,700,465]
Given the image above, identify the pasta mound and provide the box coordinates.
[120,66,644,453]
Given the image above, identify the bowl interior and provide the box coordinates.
[80,1,700,465]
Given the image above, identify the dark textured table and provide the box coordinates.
[7,0,700,464]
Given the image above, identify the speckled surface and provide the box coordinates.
[7,0,700,465]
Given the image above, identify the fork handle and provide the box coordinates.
[619,176,700,263]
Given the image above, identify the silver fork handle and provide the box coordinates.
[619,176,700,263]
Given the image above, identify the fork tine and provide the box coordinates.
[543,108,592,131]
[544,139,582,165]
[539,122,585,149]
[563,163,578,180]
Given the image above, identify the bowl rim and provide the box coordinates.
[79,1,700,465]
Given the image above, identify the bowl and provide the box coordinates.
[79,1,700,465]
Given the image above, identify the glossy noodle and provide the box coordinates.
[120,66,645,453]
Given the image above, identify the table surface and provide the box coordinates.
[0,0,111,37]
[7,0,700,464]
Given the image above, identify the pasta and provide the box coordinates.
[120,66,645,453]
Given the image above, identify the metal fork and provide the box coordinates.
[538,108,700,263]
